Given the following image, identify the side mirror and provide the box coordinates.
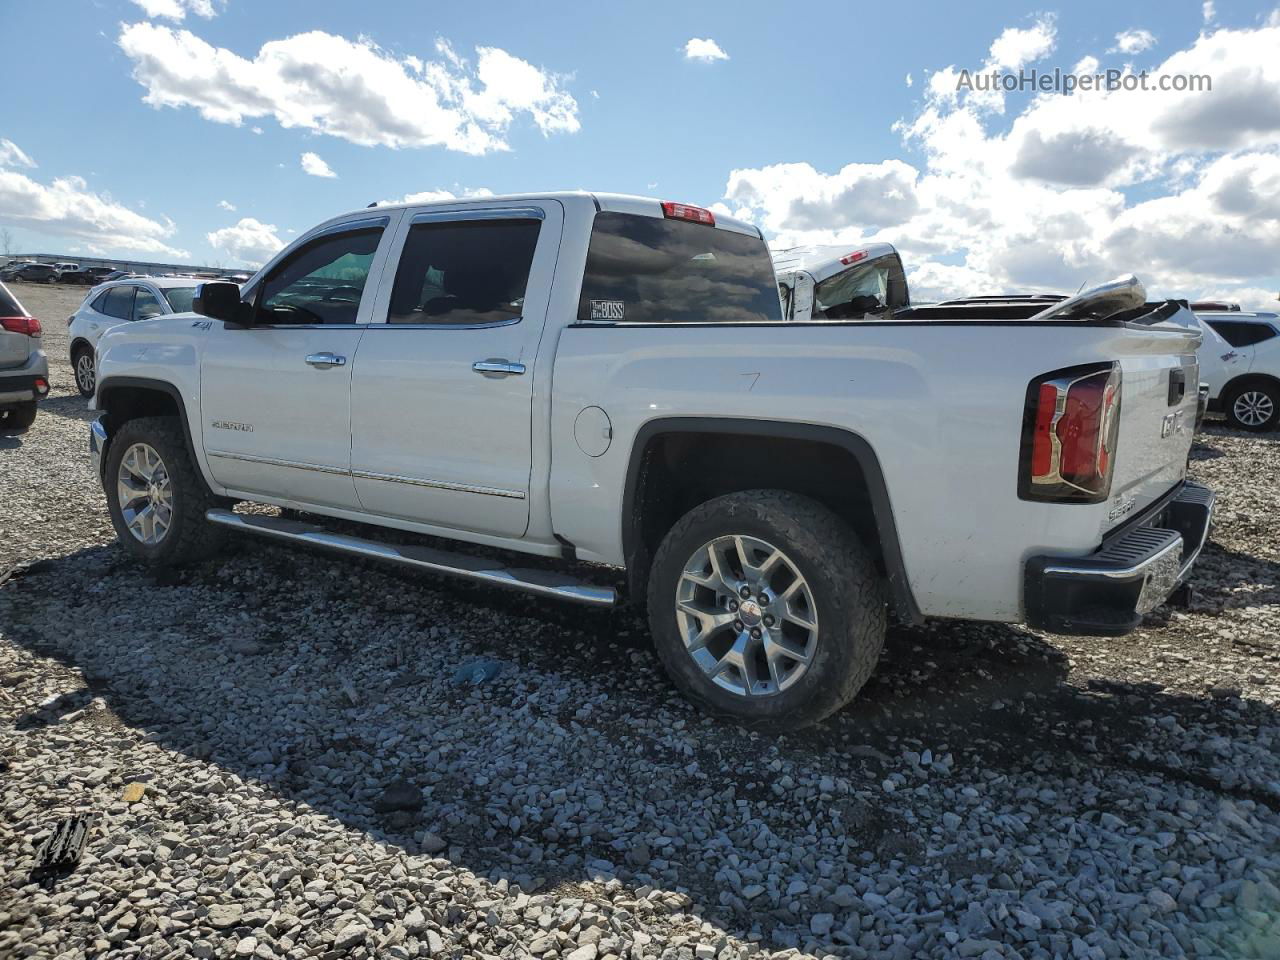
[193,281,251,325]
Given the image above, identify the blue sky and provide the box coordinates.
[2,0,1278,306]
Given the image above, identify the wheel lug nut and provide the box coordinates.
[728,599,739,611]
[763,615,775,627]
[733,620,744,632]
[739,586,752,599]
[750,628,762,640]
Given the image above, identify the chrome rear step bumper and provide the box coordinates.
[205,509,617,607]
[1024,481,1214,635]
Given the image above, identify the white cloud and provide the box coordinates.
[300,151,337,178]
[726,18,1280,309]
[726,160,920,233]
[380,186,494,205]
[0,161,186,257]
[118,24,580,155]
[683,38,729,63]
[217,199,236,211]
[0,139,37,168]
[1111,29,1156,54]
[987,17,1057,71]
[207,217,285,266]
[131,0,218,20]
[905,73,913,88]
[1203,1,1216,23]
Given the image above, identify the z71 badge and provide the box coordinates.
[589,300,626,321]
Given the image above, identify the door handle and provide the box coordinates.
[305,352,346,369]
[472,359,526,377]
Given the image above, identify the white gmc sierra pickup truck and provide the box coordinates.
[89,193,1214,729]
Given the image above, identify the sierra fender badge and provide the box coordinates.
[210,420,254,432]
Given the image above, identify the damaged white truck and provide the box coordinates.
[89,193,1213,728]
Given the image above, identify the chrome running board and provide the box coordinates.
[205,509,616,608]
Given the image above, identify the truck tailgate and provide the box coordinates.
[1101,306,1201,529]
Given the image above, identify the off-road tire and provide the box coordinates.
[647,489,886,731]
[0,401,37,434]
[104,416,228,567]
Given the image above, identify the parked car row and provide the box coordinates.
[0,261,130,285]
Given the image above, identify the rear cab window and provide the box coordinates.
[577,212,781,324]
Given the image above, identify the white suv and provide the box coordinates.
[1195,311,1280,430]
[68,277,199,397]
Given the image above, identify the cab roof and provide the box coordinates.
[347,191,763,239]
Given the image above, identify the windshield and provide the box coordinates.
[578,212,781,323]
[813,255,908,319]
[162,286,197,313]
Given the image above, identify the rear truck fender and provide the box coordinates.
[617,417,922,624]
[92,375,221,497]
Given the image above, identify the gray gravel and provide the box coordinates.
[2,279,1278,959]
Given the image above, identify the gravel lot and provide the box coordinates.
[2,279,1278,960]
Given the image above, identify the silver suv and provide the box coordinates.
[0,281,50,434]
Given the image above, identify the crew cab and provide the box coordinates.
[88,193,1213,729]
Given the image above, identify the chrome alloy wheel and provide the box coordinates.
[675,535,818,697]
[1233,390,1275,427]
[75,353,95,394]
[116,442,174,545]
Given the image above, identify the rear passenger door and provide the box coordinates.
[349,202,563,537]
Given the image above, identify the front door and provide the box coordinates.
[349,202,562,538]
[200,219,396,509]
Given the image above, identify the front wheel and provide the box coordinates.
[646,490,886,731]
[104,417,227,566]
[1224,382,1279,431]
[0,402,37,434]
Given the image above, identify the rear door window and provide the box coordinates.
[1207,320,1278,347]
[386,219,541,325]
[100,286,135,320]
[578,212,781,324]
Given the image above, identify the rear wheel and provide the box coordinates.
[104,417,227,566]
[1225,381,1279,431]
[73,346,96,397]
[647,490,886,731]
[0,402,37,434]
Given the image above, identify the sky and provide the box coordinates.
[1,0,1278,307]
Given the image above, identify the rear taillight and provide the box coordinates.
[661,201,715,226]
[1020,362,1122,503]
[34,377,49,397]
[0,316,40,337]
[839,250,868,266]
